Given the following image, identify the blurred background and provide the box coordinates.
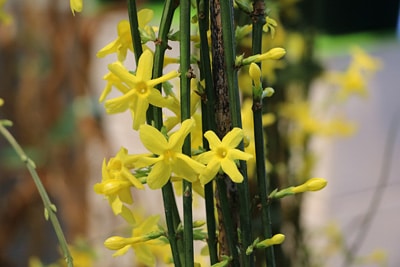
[0,0,399,266]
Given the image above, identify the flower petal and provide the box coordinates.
[121,168,144,189]
[139,124,168,155]
[199,160,220,185]
[195,151,215,164]
[204,130,222,150]
[105,90,136,114]
[173,154,205,182]
[108,62,140,87]
[223,128,244,148]
[147,88,170,107]
[147,161,171,189]
[221,159,243,183]
[228,149,253,161]
[139,215,160,232]
[132,244,156,266]
[138,9,154,28]
[120,205,135,225]
[112,245,131,257]
[136,50,153,81]
[135,156,161,168]
[132,96,149,130]
[147,70,180,88]
[168,118,195,150]
[70,0,82,15]
[110,195,123,214]
[97,40,119,58]
[118,187,134,204]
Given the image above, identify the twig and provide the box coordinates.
[0,122,73,267]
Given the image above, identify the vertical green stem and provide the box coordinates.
[127,0,143,64]
[219,1,254,266]
[215,176,240,267]
[149,1,183,266]
[251,1,276,266]
[150,0,178,127]
[161,182,183,267]
[196,0,218,263]
[180,0,194,266]
[0,123,73,267]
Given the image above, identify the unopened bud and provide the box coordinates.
[257,48,286,61]
[256,234,285,248]
[292,178,327,193]
[249,63,261,88]
[104,236,129,250]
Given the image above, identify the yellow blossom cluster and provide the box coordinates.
[86,5,330,265]
[325,46,382,101]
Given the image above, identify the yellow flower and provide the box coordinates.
[104,215,168,266]
[102,50,179,130]
[197,128,253,185]
[0,98,4,106]
[70,0,82,15]
[97,9,154,61]
[136,118,206,189]
[351,46,382,72]
[94,148,146,222]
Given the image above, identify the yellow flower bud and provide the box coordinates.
[262,87,275,98]
[101,180,129,195]
[104,236,129,250]
[257,48,286,61]
[292,178,327,193]
[70,0,83,15]
[249,63,261,88]
[256,234,285,248]
[193,220,206,228]
[0,98,3,106]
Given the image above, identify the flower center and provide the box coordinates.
[109,159,122,171]
[136,82,148,95]
[164,150,176,163]
[216,147,227,158]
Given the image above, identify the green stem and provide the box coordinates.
[251,1,276,266]
[161,182,183,267]
[216,176,240,267]
[150,1,183,265]
[127,0,143,64]
[180,0,194,266]
[0,123,73,267]
[196,0,218,263]
[150,0,178,126]
[219,1,254,266]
